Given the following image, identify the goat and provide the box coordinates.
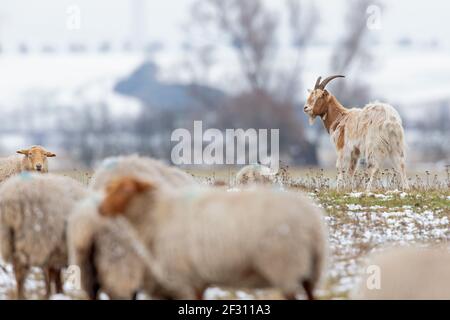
[303,75,408,191]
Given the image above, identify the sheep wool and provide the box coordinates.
[355,247,450,300]
[90,154,197,191]
[0,172,87,299]
[67,197,151,300]
[100,179,328,300]
[235,164,278,186]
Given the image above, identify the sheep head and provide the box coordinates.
[17,145,56,172]
[304,75,345,125]
[99,176,153,217]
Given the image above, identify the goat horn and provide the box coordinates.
[314,76,322,90]
[319,75,345,90]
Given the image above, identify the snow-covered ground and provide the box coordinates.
[0,184,447,300]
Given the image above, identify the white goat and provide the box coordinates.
[304,75,408,191]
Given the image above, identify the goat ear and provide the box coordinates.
[17,149,29,155]
[322,90,329,97]
[45,152,56,157]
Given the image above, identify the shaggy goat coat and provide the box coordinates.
[355,247,450,300]
[67,198,152,300]
[0,173,87,299]
[304,76,408,190]
[100,182,328,300]
[90,154,197,191]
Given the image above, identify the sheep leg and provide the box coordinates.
[50,268,63,294]
[12,259,27,300]
[302,280,315,300]
[43,268,52,299]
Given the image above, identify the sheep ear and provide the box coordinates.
[17,149,29,155]
[45,152,56,157]
[135,180,153,193]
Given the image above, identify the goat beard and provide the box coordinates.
[308,115,317,125]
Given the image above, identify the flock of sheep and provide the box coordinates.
[0,148,328,299]
[0,75,447,300]
[0,145,448,300]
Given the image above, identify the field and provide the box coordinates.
[0,167,448,300]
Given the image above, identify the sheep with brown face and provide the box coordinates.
[304,76,408,191]
[0,146,56,183]
[98,176,328,300]
[355,247,450,300]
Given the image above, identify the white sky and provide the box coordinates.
[0,0,449,51]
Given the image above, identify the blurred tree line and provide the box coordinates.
[12,0,380,167]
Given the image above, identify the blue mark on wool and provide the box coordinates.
[19,171,33,181]
[102,158,119,170]
[80,193,103,207]
[182,187,207,201]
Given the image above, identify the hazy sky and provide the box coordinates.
[0,0,449,52]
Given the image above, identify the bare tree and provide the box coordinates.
[279,0,319,103]
[181,0,320,164]
[329,0,379,106]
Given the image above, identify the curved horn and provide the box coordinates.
[319,75,345,90]
[314,76,322,90]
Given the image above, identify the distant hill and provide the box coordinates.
[114,61,226,110]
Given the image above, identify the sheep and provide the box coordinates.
[98,176,328,300]
[235,164,277,186]
[89,154,197,192]
[303,75,408,191]
[0,173,87,299]
[67,197,154,300]
[0,145,56,182]
[355,247,450,300]
[67,154,197,300]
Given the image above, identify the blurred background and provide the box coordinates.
[0,0,449,170]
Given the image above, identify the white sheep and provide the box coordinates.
[0,173,87,299]
[235,164,278,186]
[355,247,450,299]
[67,154,197,300]
[99,177,328,300]
[0,146,56,183]
[304,75,408,190]
[67,197,154,300]
[89,154,197,192]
